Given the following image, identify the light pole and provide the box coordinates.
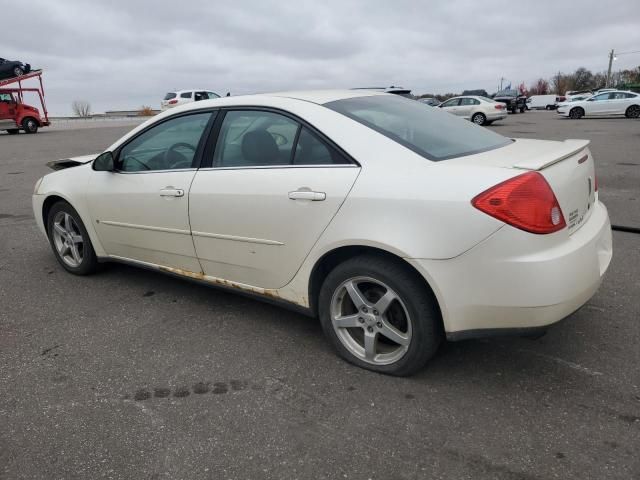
[606,49,640,87]
[606,49,615,87]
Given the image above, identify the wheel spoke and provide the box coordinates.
[53,222,67,237]
[364,331,377,360]
[334,314,362,329]
[374,290,396,315]
[70,234,83,244]
[64,213,73,232]
[70,243,82,264]
[344,280,367,309]
[378,320,410,346]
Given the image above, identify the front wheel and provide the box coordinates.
[47,201,98,275]
[519,107,526,113]
[626,105,640,118]
[22,117,38,134]
[471,113,486,125]
[318,255,442,376]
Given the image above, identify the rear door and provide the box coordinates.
[189,109,359,289]
[457,98,475,118]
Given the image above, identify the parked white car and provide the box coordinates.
[32,90,612,376]
[438,95,507,125]
[161,89,220,110]
[526,94,559,110]
[557,90,640,119]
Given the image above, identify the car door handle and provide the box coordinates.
[288,190,326,201]
[160,187,184,197]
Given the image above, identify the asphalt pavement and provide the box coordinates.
[0,112,638,479]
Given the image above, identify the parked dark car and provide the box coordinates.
[492,89,527,113]
[418,97,440,106]
[0,58,31,80]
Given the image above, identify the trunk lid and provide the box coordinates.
[450,138,597,234]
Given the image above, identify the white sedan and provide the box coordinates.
[438,95,507,125]
[557,90,640,119]
[32,90,612,376]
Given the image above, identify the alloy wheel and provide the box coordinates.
[330,276,412,365]
[52,211,84,268]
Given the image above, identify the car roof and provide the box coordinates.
[268,89,385,104]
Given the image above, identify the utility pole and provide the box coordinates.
[499,77,505,91]
[606,49,615,87]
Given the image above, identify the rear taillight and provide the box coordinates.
[472,172,566,234]
[495,104,504,110]
[168,99,178,104]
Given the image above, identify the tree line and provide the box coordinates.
[418,65,640,100]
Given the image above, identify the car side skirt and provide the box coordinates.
[103,255,315,318]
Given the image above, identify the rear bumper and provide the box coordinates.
[486,112,508,121]
[408,201,612,339]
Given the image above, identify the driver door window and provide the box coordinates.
[118,112,213,172]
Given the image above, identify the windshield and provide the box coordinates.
[325,95,511,161]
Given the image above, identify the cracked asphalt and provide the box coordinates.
[1,112,639,479]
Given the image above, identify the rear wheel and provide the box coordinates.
[13,66,24,77]
[625,105,640,119]
[471,112,486,125]
[519,106,526,113]
[22,117,38,134]
[6,129,19,135]
[318,255,442,376]
[569,107,584,119]
[47,201,98,275]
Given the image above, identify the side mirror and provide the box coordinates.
[93,151,115,171]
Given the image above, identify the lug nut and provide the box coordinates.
[367,326,373,333]
[358,317,364,323]
[373,310,379,316]
[376,322,382,328]
[361,307,368,313]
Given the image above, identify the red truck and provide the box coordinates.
[0,70,49,134]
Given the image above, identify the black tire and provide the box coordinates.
[471,112,486,126]
[569,107,584,119]
[46,201,98,275]
[519,107,525,113]
[6,129,19,135]
[22,117,38,133]
[318,254,442,376]
[510,107,517,114]
[13,66,24,77]
[625,105,640,119]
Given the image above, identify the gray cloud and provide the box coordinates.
[3,0,639,114]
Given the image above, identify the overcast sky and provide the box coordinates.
[4,0,640,115]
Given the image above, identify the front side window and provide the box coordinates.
[207,92,220,99]
[0,93,13,102]
[326,95,511,161]
[441,98,460,108]
[118,112,213,172]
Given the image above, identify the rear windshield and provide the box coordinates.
[325,95,511,161]
[164,92,177,100]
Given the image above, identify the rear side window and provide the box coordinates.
[293,128,350,165]
[325,95,511,161]
[213,110,352,168]
[180,92,192,99]
[164,92,176,100]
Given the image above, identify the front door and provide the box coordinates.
[189,109,360,289]
[86,111,215,271]
[0,93,16,127]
